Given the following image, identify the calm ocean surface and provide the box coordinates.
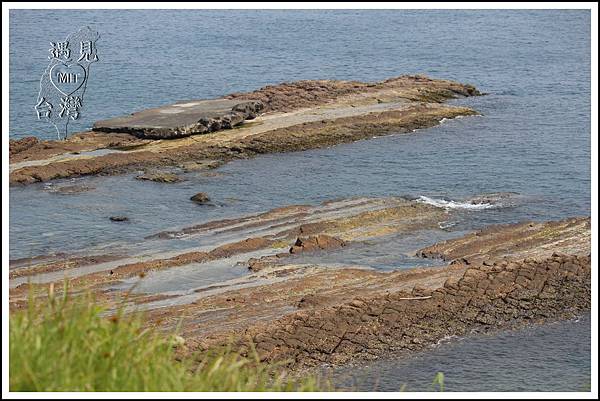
[9,10,591,391]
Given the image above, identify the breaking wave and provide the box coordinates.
[416,196,498,210]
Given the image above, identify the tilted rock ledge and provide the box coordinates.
[8,194,591,370]
[140,211,589,370]
[236,253,590,369]
[9,75,481,185]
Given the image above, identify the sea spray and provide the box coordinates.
[416,196,497,211]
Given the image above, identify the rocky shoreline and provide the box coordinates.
[9,75,480,185]
[8,194,591,372]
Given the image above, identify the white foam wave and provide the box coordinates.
[416,196,497,211]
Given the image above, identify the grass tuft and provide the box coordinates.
[9,285,327,392]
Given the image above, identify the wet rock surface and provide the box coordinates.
[247,255,284,272]
[8,197,447,292]
[8,254,121,280]
[468,192,521,206]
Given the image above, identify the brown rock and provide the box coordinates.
[463,268,488,281]
[289,235,346,254]
[297,294,332,309]
[9,136,39,156]
[412,285,432,297]
[247,254,284,272]
[443,277,460,290]
[416,218,591,265]
[190,192,211,204]
[237,253,590,370]
[209,237,275,259]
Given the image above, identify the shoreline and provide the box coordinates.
[8,195,591,371]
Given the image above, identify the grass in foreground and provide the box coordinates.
[9,287,327,392]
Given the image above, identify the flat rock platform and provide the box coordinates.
[93,99,264,139]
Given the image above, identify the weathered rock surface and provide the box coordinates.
[416,217,590,264]
[9,132,149,164]
[9,136,39,156]
[289,235,347,254]
[234,254,590,369]
[9,197,442,289]
[10,75,481,185]
[226,75,481,113]
[139,212,590,370]
[8,254,121,280]
[93,99,264,139]
[247,255,283,272]
[247,235,347,271]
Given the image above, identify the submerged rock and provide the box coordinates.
[468,192,521,206]
[190,192,211,204]
[179,160,222,172]
[45,184,94,194]
[135,172,182,183]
